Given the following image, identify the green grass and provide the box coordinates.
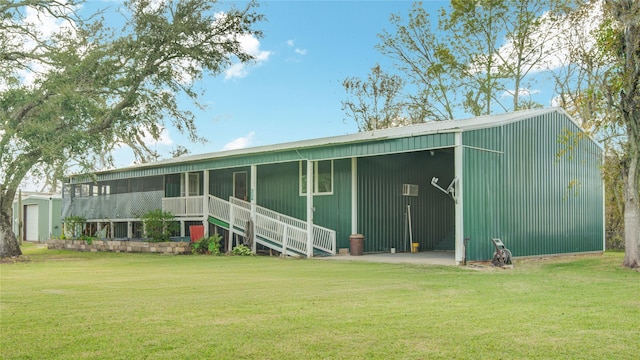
[1,244,639,359]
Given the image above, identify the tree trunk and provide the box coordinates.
[622,156,639,268]
[0,189,22,257]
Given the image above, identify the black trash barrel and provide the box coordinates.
[349,234,364,256]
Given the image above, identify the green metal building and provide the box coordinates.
[12,192,62,242]
[63,108,604,263]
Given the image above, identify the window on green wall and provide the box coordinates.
[299,160,333,196]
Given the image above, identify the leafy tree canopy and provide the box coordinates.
[0,0,264,257]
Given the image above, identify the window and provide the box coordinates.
[300,160,333,195]
[131,176,163,193]
[74,184,91,197]
[233,171,247,200]
[188,172,201,196]
[100,183,111,195]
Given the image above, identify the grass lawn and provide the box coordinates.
[1,244,639,359]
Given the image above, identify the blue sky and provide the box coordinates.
[93,0,437,167]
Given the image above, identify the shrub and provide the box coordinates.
[141,209,179,242]
[63,216,86,239]
[232,244,252,256]
[191,234,223,255]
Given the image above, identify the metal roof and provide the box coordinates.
[69,107,592,181]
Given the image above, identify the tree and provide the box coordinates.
[375,2,461,122]
[346,0,639,267]
[603,0,639,268]
[341,64,407,131]
[369,0,571,126]
[0,0,264,257]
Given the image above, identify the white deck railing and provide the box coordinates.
[162,196,204,216]
[230,196,336,255]
[207,195,336,257]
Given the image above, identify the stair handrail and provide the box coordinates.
[209,195,308,256]
[229,196,336,255]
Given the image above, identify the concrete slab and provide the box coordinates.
[316,251,456,266]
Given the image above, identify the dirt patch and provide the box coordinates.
[0,256,31,264]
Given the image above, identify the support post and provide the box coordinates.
[250,165,257,254]
[306,160,314,258]
[203,170,209,238]
[454,132,464,265]
[351,158,358,235]
[228,205,235,253]
[48,196,53,240]
[282,224,288,257]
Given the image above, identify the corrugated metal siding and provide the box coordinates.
[463,112,603,261]
[69,133,456,183]
[51,199,62,238]
[256,162,305,219]
[312,159,352,249]
[256,160,353,247]
[357,150,455,253]
[210,167,250,200]
[462,134,505,260]
[13,198,62,242]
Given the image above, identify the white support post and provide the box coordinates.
[250,165,257,254]
[127,221,133,239]
[602,152,606,252]
[228,205,235,253]
[48,197,53,240]
[184,172,189,199]
[282,224,289,257]
[306,160,314,258]
[351,157,358,235]
[454,131,464,265]
[203,170,209,238]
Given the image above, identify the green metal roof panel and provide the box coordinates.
[70,133,456,183]
[67,107,597,184]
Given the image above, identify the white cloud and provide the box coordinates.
[500,88,540,99]
[23,4,77,40]
[222,132,255,150]
[224,34,271,80]
[141,127,173,146]
[295,48,307,55]
[287,39,295,47]
[493,1,604,73]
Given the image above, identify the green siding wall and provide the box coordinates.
[12,198,62,242]
[357,150,455,253]
[71,133,456,183]
[210,167,251,200]
[312,159,352,249]
[463,112,604,260]
[257,162,305,219]
[256,160,352,248]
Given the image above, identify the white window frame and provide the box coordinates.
[299,160,334,196]
[180,172,201,197]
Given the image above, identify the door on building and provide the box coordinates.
[24,204,39,242]
[233,171,248,201]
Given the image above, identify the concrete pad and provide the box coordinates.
[316,251,456,266]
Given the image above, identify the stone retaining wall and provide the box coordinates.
[47,239,192,255]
